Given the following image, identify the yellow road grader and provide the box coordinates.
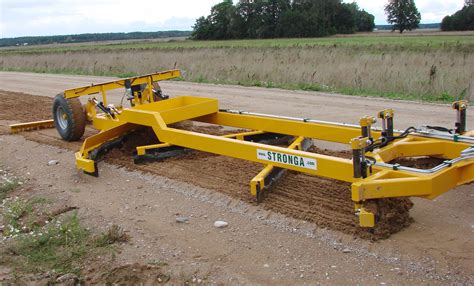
[10,70,474,228]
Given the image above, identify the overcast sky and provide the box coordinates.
[0,0,467,38]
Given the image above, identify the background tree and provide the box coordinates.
[441,4,474,31]
[384,0,421,33]
[234,0,291,39]
[192,0,235,40]
[192,17,212,40]
[344,3,375,32]
[191,0,376,40]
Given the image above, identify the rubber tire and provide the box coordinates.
[53,94,86,141]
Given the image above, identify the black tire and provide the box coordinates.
[53,94,86,141]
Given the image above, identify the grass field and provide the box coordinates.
[3,33,474,53]
[1,32,473,102]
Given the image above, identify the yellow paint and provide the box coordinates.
[10,119,55,133]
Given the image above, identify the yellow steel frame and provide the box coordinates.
[45,70,474,228]
[10,119,55,133]
[64,69,181,102]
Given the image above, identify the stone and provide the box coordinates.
[176,216,190,223]
[47,160,59,166]
[56,273,78,283]
[214,221,228,228]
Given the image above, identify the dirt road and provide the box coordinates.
[0,72,473,284]
[2,71,472,129]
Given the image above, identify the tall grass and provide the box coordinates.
[1,44,473,102]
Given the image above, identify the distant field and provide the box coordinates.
[2,31,474,54]
[1,32,473,102]
[0,37,189,52]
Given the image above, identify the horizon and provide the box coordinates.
[0,23,445,40]
[0,0,466,38]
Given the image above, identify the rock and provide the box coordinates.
[176,216,190,223]
[264,264,269,268]
[47,160,59,166]
[214,221,228,228]
[56,273,78,283]
[342,248,351,253]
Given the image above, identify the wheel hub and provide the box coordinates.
[57,106,68,130]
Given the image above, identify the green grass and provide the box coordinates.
[0,196,126,277]
[0,179,19,201]
[2,34,473,55]
[4,213,89,275]
[0,165,22,201]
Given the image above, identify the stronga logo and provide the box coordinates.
[257,149,317,170]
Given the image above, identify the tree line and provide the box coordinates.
[0,31,192,48]
[441,2,474,31]
[192,0,375,40]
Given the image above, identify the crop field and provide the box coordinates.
[1,32,473,103]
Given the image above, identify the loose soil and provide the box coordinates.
[0,90,413,240]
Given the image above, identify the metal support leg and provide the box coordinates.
[453,100,468,135]
[360,116,376,141]
[351,137,369,179]
[378,109,394,138]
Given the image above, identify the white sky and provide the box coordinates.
[0,0,467,38]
